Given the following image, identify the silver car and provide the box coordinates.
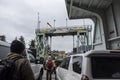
[26,49,44,80]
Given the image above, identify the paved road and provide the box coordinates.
[42,70,56,80]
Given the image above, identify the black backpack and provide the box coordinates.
[0,57,22,80]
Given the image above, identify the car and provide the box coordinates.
[55,59,63,67]
[26,49,44,80]
[0,41,10,59]
[0,41,43,80]
[56,50,120,80]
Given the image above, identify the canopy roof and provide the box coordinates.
[65,0,112,19]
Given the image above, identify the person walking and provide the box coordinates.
[7,40,35,80]
[52,57,57,80]
[46,56,53,80]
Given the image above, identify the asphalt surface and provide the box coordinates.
[42,70,56,80]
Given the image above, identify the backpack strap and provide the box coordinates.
[12,56,23,62]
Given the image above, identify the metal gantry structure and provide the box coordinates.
[35,25,92,56]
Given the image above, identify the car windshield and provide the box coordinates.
[28,52,36,62]
[91,57,120,79]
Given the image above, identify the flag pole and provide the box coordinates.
[37,12,40,29]
[66,18,67,28]
[54,19,56,29]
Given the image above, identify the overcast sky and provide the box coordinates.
[0,0,93,52]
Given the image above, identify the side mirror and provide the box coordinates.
[35,59,41,64]
[56,60,62,67]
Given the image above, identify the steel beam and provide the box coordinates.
[88,0,93,8]
[69,0,73,18]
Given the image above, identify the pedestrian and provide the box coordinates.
[52,58,57,80]
[7,40,35,80]
[46,56,53,80]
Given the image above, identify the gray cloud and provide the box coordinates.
[0,0,93,52]
[0,0,36,43]
[51,36,74,52]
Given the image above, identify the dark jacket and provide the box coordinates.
[7,53,35,80]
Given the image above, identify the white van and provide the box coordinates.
[56,50,120,80]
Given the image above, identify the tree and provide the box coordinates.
[29,39,36,49]
[15,37,17,40]
[19,36,25,44]
[29,39,36,57]
[0,35,6,41]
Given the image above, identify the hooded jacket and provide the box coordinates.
[7,53,35,80]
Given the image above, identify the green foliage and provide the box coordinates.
[19,36,25,44]
[29,39,36,49]
[0,35,6,41]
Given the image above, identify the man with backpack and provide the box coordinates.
[0,40,35,80]
[46,56,53,80]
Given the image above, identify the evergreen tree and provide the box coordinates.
[29,39,36,57]
[29,39,35,49]
[0,35,6,41]
[15,37,17,40]
[19,36,25,44]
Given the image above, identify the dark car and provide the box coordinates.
[0,41,10,59]
[56,59,63,67]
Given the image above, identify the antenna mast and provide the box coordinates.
[37,12,40,29]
